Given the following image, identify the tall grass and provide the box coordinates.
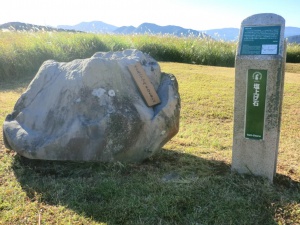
[0,31,299,81]
[286,43,300,63]
[0,32,236,81]
[0,32,110,80]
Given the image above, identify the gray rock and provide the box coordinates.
[3,49,180,162]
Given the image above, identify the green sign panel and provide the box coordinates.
[241,26,281,55]
[245,69,267,140]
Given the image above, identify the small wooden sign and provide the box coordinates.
[128,63,161,107]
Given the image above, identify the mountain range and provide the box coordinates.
[286,35,300,44]
[58,22,208,38]
[1,21,300,43]
[204,27,300,42]
[58,21,300,42]
[58,21,117,33]
[0,22,78,33]
[113,23,208,38]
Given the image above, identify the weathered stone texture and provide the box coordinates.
[3,49,180,162]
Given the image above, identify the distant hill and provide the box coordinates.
[203,26,300,41]
[287,35,300,44]
[114,22,209,38]
[58,21,117,33]
[202,28,239,41]
[115,26,136,34]
[285,27,300,38]
[0,22,77,32]
[2,21,300,43]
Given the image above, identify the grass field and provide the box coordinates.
[0,32,236,81]
[1,31,300,81]
[0,62,299,224]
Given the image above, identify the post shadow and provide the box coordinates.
[11,148,299,224]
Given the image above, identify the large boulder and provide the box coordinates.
[3,49,180,162]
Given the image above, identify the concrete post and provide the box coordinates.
[232,13,286,182]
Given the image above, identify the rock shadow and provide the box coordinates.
[12,149,299,224]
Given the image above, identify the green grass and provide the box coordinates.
[1,31,300,81]
[0,63,299,224]
[286,63,300,74]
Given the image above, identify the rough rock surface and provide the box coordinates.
[3,49,180,162]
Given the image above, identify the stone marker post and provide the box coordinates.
[232,13,286,182]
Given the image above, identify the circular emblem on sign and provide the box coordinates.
[252,72,262,81]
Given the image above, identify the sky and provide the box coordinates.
[1,0,299,30]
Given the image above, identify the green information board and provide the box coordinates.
[241,26,281,55]
[245,69,267,140]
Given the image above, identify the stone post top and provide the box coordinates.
[242,13,285,26]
